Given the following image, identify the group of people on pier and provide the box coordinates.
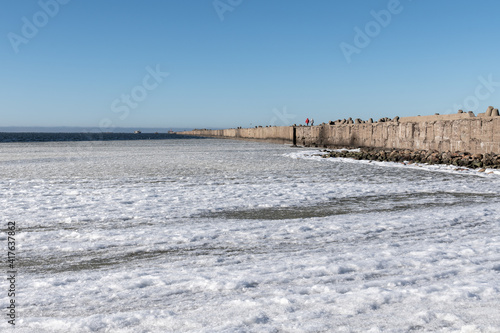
[305,118,314,126]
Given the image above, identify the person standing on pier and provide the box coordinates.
[305,118,310,126]
[311,118,314,126]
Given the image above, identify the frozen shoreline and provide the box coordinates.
[1,139,499,332]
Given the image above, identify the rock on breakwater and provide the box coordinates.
[320,148,500,169]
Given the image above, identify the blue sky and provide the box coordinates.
[1,0,499,130]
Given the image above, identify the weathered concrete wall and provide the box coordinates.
[182,126,293,144]
[296,117,500,154]
[181,116,500,154]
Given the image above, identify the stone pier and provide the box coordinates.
[180,110,500,155]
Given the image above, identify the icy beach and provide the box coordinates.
[1,138,500,332]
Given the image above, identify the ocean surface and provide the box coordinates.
[0,132,194,142]
[1,138,499,332]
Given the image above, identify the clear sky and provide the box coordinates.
[1,0,499,130]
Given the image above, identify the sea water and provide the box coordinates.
[0,138,499,332]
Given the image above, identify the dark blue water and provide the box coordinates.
[0,132,199,143]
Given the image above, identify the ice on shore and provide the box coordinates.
[0,139,499,332]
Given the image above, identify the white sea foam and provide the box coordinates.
[0,139,499,332]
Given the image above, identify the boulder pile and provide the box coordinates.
[328,116,401,125]
[320,148,500,169]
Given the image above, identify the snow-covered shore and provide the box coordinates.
[1,139,499,332]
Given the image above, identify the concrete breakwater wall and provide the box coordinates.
[181,113,500,154]
[181,126,294,145]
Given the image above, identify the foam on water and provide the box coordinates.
[1,139,499,332]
